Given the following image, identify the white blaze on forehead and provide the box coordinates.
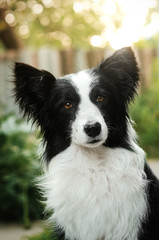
[70,70,93,97]
[70,70,98,120]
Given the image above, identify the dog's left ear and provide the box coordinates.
[98,47,139,102]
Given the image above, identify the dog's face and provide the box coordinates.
[14,47,139,161]
[60,70,108,148]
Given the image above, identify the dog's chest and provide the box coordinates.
[43,145,147,240]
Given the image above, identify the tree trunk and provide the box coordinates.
[0,8,23,50]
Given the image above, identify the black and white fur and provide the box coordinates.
[14,47,159,240]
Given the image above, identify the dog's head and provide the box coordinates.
[14,47,139,161]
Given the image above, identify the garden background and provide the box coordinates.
[0,0,159,239]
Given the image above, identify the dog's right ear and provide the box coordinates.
[14,63,56,122]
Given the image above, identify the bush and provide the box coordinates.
[0,113,44,227]
[130,58,159,158]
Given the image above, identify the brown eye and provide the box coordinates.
[96,95,104,102]
[64,102,73,109]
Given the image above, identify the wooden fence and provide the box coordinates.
[0,47,158,113]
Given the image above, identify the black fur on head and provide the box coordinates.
[97,47,139,103]
[13,63,80,160]
[92,47,140,149]
[14,63,65,159]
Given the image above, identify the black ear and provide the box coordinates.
[98,47,140,102]
[14,63,56,122]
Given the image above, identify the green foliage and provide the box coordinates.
[0,113,44,226]
[23,227,58,240]
[135,34,159,49]
[3,0,105,49]
[130,58,159,158]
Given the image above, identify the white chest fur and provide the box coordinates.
[41,144,148,240]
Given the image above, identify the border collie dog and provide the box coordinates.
[14,47,159,240]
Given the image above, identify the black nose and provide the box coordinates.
[84,122,101,138]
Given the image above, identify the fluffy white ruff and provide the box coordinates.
[40,139,148,240]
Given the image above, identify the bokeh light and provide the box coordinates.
[89,0,158,49]
[5,13,15,26]
[1,0,159,49]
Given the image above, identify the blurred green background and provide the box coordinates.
[0,0,159,239]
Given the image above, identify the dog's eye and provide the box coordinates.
[96,95,104,102]
[64,102,73,109]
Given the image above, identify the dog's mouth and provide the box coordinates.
[87,139,101,144]
[84,138,104,148]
